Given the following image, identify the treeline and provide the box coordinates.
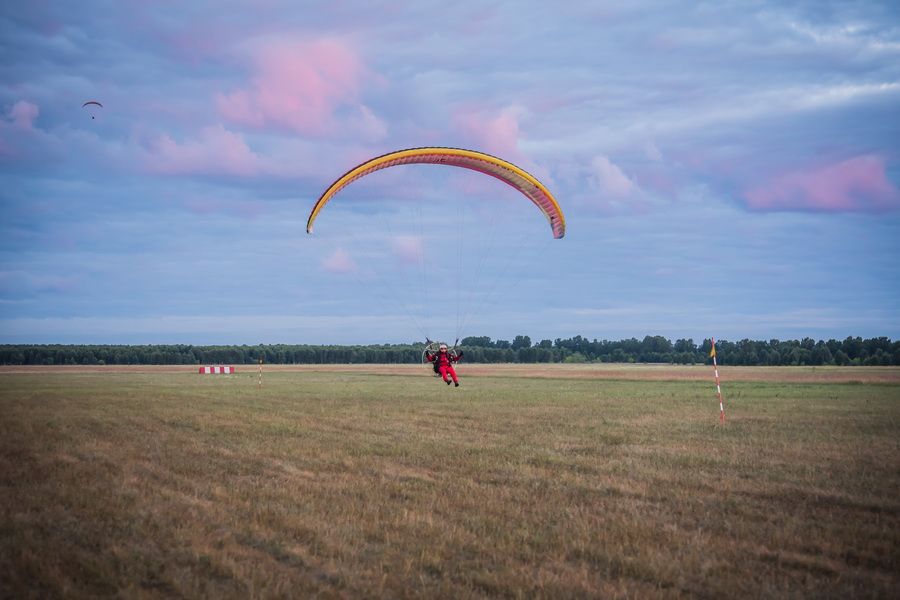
[1,335,898,366]
[460,335,900,366]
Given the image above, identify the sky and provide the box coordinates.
[1,0,899,345]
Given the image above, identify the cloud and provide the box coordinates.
[453,105,527,162]
[1,100,39,158]
[644,142,662,162]
[7,101,39,130]
[0,314,421,344]
[322,248,357,274]
[0,270,79,297]
[352,104,389,142]
[0,100,46,160]
[140,124,263,177]
[743,155,900,212]
[216,37,384,138]
[590,155,637,198]
[449,104,556,190]
[390,235,423,265]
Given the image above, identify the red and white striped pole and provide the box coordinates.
[258,357,263,388]
[711,337,725,423]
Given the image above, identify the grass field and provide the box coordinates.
[1,366,899,598]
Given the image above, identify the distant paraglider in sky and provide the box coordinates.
[82,100,102,119]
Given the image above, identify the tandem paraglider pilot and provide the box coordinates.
[426,344,463,387]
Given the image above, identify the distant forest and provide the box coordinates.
[2,335,898,366]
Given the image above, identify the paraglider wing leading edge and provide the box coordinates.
[306,147,565,239]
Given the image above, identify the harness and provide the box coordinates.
[423,339,461,376]
[430,350,452,373]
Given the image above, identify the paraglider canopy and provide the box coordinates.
[306,147,566,239]
[82,100,102,119]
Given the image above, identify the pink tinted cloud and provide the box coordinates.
[0,101,40,159]
[142,124,262,176]
[8,100,39,130]
[453,106,525,162]
[451,105,554,189]
[590,155,637,198]
[744,155,900,212]
[391,235,424,265]
[217,38,377,136]
[322,248,358,274]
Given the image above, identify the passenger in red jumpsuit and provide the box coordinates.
[426,344,463,387]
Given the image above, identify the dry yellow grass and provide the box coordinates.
[4,363,897,383]
[1,366,898,597]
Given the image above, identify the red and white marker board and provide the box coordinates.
[198,366,235,374]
